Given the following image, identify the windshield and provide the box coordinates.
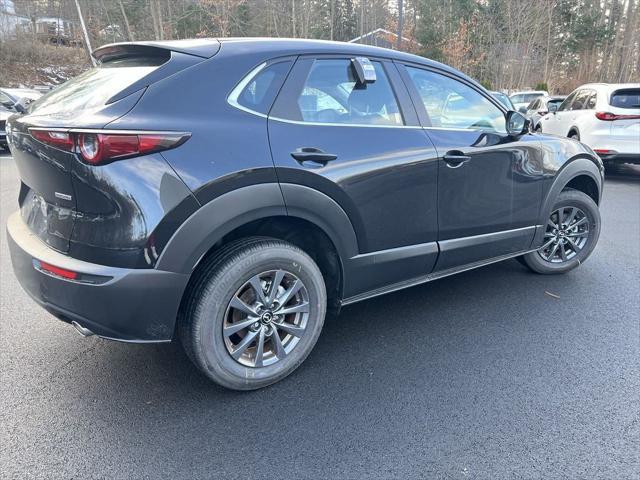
[28,58,161,118]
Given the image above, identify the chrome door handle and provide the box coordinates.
[443,151,471,168]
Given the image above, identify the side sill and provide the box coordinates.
[340,247,537,306]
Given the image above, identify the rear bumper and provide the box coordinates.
[6,211,190,342]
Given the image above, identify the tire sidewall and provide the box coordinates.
[192,243,326,390]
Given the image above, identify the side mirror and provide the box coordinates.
[548,103,558,113]
[506,111,529,136]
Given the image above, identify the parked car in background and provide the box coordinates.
[490,91,515,110]
[0,106,11,150]
[510,90,548,112]
[526,95,566,130]
[0,88,42,108]
[6,39,604,390]
[538,83,640,164]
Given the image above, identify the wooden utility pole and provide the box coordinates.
[74,0,96,66]
[397,0,404,50]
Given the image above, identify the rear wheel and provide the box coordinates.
[179,238,326,390]
[520,188,600,274]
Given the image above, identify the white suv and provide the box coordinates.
[538,83,640,164]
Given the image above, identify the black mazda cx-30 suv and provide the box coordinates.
[6,38,603,389]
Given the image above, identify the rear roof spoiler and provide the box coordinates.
[93,39,221,63]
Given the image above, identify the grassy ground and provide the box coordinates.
[0,37,90,87]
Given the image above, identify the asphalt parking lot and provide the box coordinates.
[1,150,638,479]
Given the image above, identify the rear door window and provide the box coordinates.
[610,89,640,109]
[275,59,403,126]
[570,90,589,110]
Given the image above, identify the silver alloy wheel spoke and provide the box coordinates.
[567,231,588,237]
[547,242,560,260]
[254,327,266,367]
[229,296,258,317]
[271,330,286,359]
[275,321,305,337]
[565,207,577,226]
[559,242,567,261]
[266,270,285,305]
[249,275,268,306]
[540,238,556,250]
[277,302,310,315]
[277,279,303,307]
[224,317,257,337]
[566,237,581,252]
[570,217,588,229]
[231,329,259,359]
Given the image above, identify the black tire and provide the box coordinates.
[520,188,600,274]
[568,130,580,141]
[179,237,327,390]
[534,124,542,133]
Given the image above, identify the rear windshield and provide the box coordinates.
[28,58,162,117]
[610,89,640,109]
[510,93,542,103]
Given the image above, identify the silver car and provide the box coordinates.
[525,96,566,130]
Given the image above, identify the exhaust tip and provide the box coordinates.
[71,321,94,337]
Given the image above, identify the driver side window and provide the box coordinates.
[405,67,506,133]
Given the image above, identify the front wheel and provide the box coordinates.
[520,188,600,274]
[179,238,327,390]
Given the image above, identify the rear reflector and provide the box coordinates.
[593,149,615,155]
[595,111,640,121]
[29,129,190,165]
[38,261,78,280]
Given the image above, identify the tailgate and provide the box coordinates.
[6,45,199,252]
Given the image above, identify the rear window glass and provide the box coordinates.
[610,89,640,109]
[28,58,162,117]
[234,61,292,115]
[510,93,542,104]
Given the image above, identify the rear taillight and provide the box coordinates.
[30,130,75,152]
[595,111,640,121]
[29,129,190,165]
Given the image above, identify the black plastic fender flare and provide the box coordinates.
[155,183,359,275]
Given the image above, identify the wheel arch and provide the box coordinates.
[155,182,360,304]
[567,126,580,138]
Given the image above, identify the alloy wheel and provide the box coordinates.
[538,206,590,263]
[223,270,310,368]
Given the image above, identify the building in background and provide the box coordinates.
[0,0,31,40]
[349,28,421,52]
